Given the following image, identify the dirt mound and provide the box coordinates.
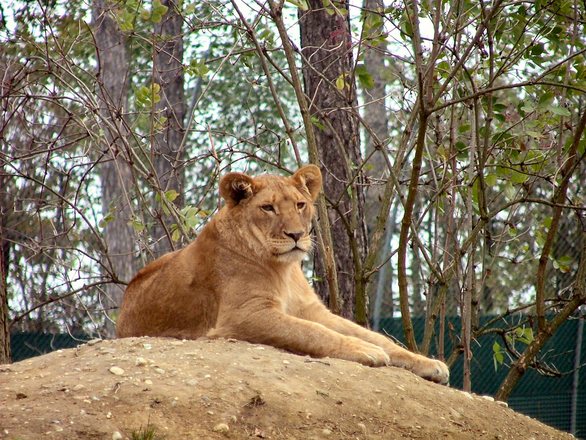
[0,337,571,439]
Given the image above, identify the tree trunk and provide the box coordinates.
[371,202,398,331]
[299,0,366,322]
[152,0,185,256]
[0,184,10,364]
[0,92,11,362]
[93,0,136,337]
[362,0,393,325]
[362,0,389,227]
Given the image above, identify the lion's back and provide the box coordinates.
[116,236,220,339]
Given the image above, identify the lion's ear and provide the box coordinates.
[293,164,322,201]
[219,172,255,207]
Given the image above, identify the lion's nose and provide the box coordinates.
[285,231,303,242]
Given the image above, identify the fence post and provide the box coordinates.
[570,311,584,435]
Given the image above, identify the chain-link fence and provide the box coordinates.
[10,333,89,363]
[378,314,585,438]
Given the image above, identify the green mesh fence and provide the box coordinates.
[8,314,585,438]
[10,332,89,362]
[378,315,585,438]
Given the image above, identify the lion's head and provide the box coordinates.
[218,165,322,263]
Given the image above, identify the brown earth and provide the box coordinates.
[0,337,573,440]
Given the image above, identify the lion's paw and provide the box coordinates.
[335,339,390,367]
[412,358,450,385]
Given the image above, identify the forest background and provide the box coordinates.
[0,0,585,402]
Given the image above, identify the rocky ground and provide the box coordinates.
[0,337,573,439]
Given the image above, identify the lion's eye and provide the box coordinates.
[297,202,306,210]
[261,204,275,212]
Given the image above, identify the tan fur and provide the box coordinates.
[117,165,449,384]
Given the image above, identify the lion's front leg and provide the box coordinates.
[301,302,450,384]
[207,309,391,367]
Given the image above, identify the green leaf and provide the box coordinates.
[558,255,573,266]
[165,189,179,202]
[321,0,342,15]
[171,225,181,242]
[578,138,586,156]
[135,83,161,109]
[553,255,573,273]
[507,225,517,237]
[485,173,497,187]
[455,141,468,160]
[494,351,504,366]
[311,116,325,131]
[129,218,146,233]
[150,0,169,23]
[530,43,545,57]
[538,91,554,107]
[285,0,309,11]
[549,106,571,117]
[355,65,374,89]
[181,205,202,229]
[153,115,168,132]
[140,8,151,21]
[99,212,114,229]
[400,11,412,38]
[458,124,471,133]
[436,61,450,77]
[369,35,387,47]
[509,169,529,184]
[363,10,383,36]
[515,327,534,345]
[535,229,546,248]
[335,73,346,91]
[493,102,507,113]
[472,179,480,211]
[493,341,504,371]
[117,9,136,32]
[494,113,506,123]
[259,28,275,45]
[186,59,209,78]
[520,103,535,114]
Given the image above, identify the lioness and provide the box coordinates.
[117,165,449,384]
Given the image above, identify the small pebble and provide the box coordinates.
[212,423,229,433]
[109,367,125,376]
[112,432,123,440]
